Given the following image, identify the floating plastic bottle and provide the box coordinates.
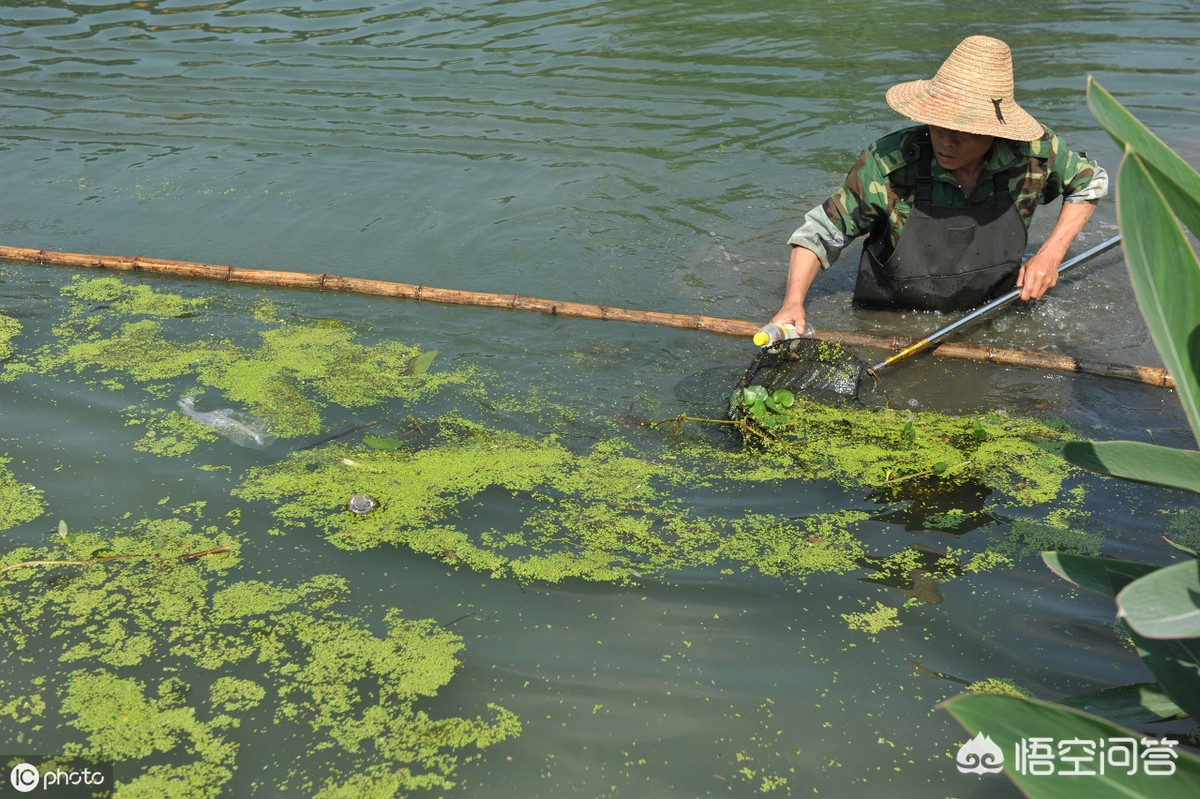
[752,322,813,347]
[347,493,380,515]
[177,394,277,450]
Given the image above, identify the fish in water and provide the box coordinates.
[177,394,276,450]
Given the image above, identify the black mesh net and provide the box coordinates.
[738,337,889,409]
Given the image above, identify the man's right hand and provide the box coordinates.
[770,304,807,335]
[770,246,821,336]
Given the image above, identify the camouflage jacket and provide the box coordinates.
[788,125,1109,268]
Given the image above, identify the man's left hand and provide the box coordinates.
[1016,251,1061,301]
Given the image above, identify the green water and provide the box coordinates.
[1,1,1199,797]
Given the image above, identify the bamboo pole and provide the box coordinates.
[0,244,1174,389]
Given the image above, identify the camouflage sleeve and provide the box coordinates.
[1039,130,1109,204]
[786,205,849,269]
[786,147,891,268]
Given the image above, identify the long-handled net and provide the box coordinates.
[734,235,1123,418]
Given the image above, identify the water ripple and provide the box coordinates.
[0,0,1195,309]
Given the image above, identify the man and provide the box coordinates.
[770,36,1108,334]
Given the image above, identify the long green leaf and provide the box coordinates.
[1045,553,1200,719]
[1064,441,1200,494]
[1058,682,1184,726]
[1118,559,1200,639]
[1132,630,1200,721]
[1088,78,1200,239]
[1043,551,1162,597]
[1143,160,1200,247]
[944,693,1200,797]
[1164,537,1200,559]
[1114,152,1200,439]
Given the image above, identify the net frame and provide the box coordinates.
[738,337,890,408]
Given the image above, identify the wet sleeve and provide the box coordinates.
[786,148,888,268]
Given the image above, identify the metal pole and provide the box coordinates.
[871,235,1123,373]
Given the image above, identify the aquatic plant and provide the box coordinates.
[965,678,1034,700]
[841,601,902,636]
[0,456,44,532]
[0,520,519,797]
[235,418,880,586]
[0,251,1140,795]
[9,277,457,446]
[3,270,1099,605]
[0,313,21,360]
[944,79,1200,795]
[675,391,1080,504]
[736,385,795,428]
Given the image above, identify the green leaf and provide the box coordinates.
[1057,682,1184,726]
[407,350,439,375]
[58,519,68,538]
[944,693,1200,797]
[771,389,795,408]
[1064,441,1200,494]
[1117,559,1200,639]
[742,385,767,404]
[1164,537,1199,558]
[1113,151,1200,441]
[363,435,404,451]
[1089,78,1200,239]
[1131,631,1200,721]
[1042,552,1162,597]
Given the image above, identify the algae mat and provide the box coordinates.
[0,270,1171,796]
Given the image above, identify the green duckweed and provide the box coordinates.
[0,456,45,532]
[996,505,1103,558]
[13,277,459,449]
[0,273,1127,796]
[61,275,209,318]
[965,677,1034,699]
[5,276,1074,590]
[0,521,519,797]
[842,601,903,636]
[236,418,880,586]
[728,399,1079,506]
[0,313,21,361]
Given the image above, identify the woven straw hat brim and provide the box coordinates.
[885,37,1044,141]
[887,79,1043,140]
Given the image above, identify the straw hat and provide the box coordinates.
[886,36,1043,141]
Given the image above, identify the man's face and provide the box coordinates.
[928,126,995,173]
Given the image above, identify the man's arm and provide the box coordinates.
[1016,199,1098,301]
[770,245,822,332]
